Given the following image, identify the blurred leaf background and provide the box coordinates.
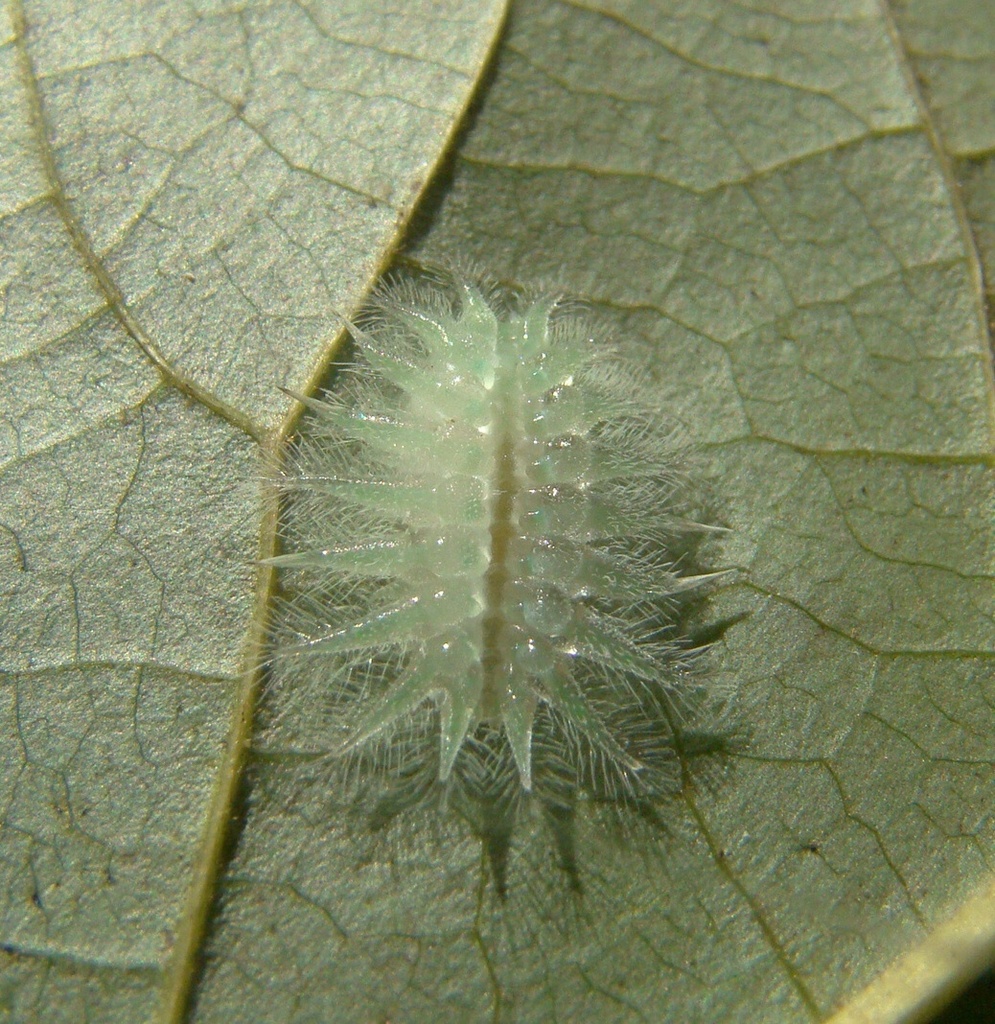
[1,0,993,1022]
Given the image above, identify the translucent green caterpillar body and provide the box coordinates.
[272,271,723,801]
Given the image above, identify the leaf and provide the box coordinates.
[193,3,995,1023]
[889,0,995,368]
[1,3,992,1024]
[0,0,505,1020]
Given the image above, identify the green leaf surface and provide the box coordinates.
[890,0,995,383]
[0,0,505,1019]
[1,1,992,1023]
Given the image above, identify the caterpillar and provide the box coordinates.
[268,266,730,892]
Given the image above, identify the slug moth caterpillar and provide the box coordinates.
[268,267,731,892]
